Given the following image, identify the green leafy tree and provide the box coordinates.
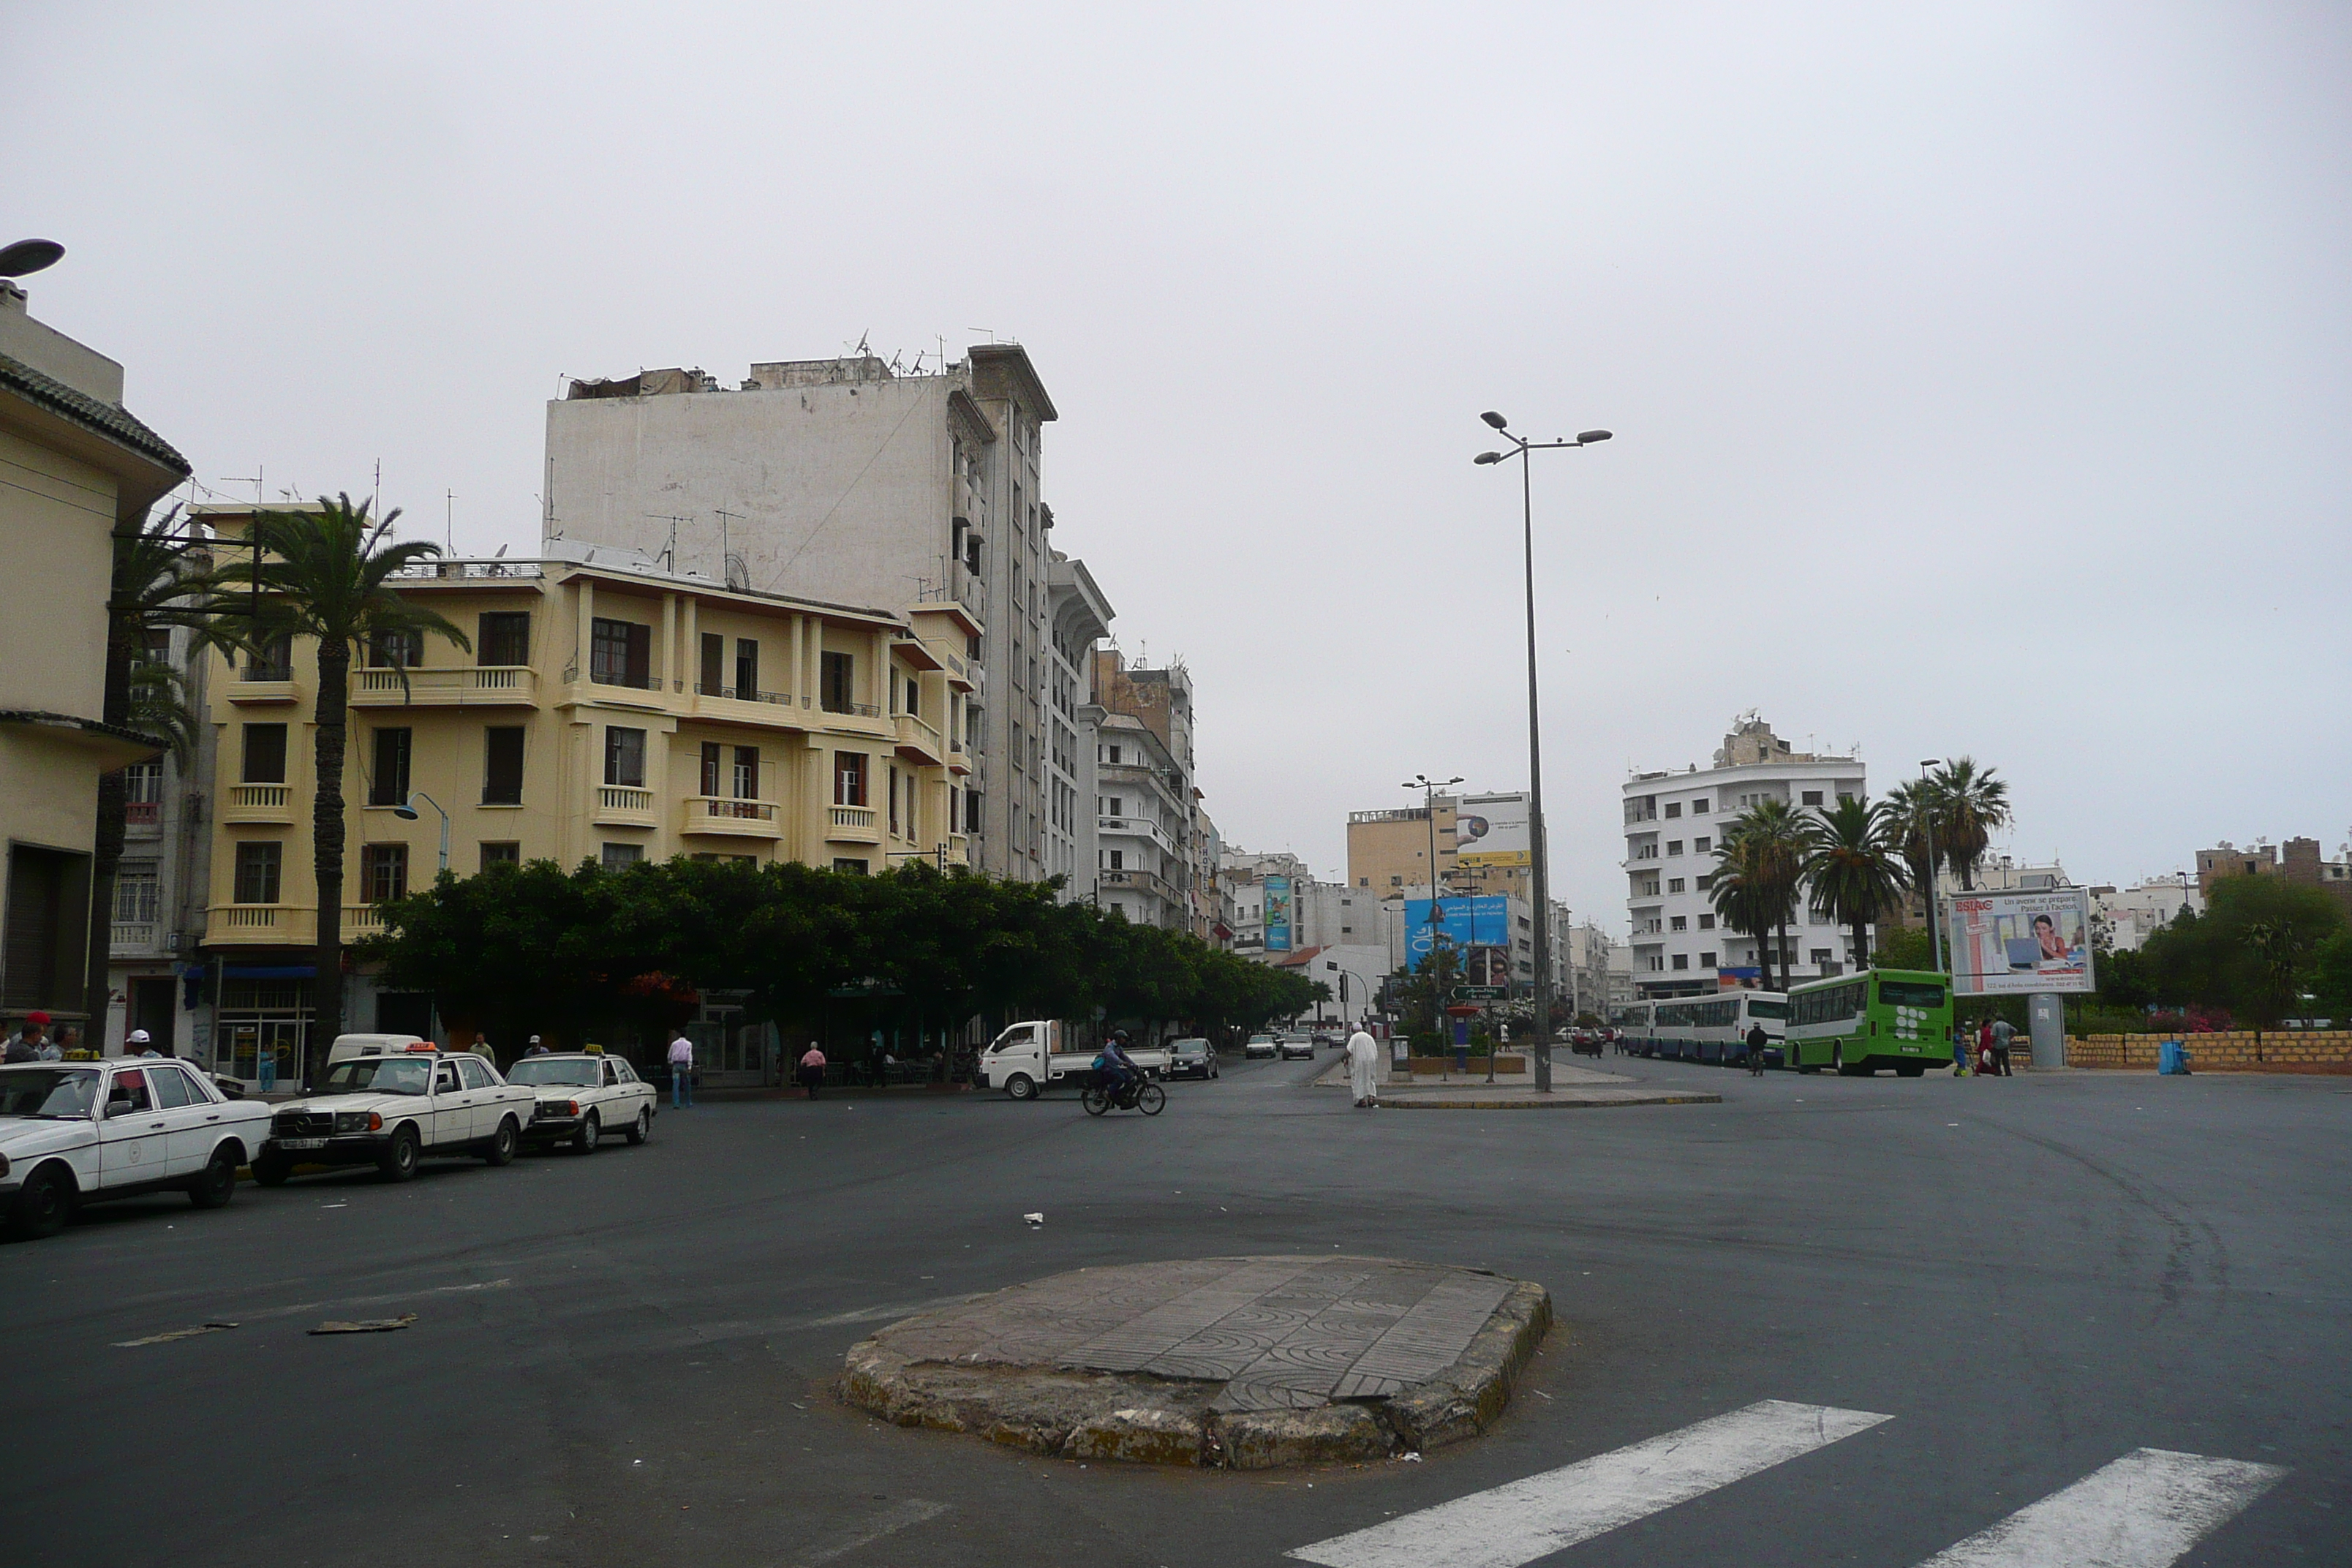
[216,497,469,1080]
[2308,931,2352,1022]
[1802,796,1911,970]
[2139,877,2342,1028]
[1880,778,1944,896]
[1926,758,2012,891]
[1871,921,1935,973]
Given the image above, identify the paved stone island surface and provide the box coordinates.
[839,1255,1550,1469]
[1314,1056,1722,1110]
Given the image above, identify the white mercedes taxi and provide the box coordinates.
[256,1037,535,1185]
[505,1051,657,1153]
[1,1058,275,1240]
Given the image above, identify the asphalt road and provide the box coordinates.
[8,1050,2348,1567]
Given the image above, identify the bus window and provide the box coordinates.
[1879,979,1945,1009]
[1745,1000,1787,1019]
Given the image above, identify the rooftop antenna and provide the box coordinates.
[645,513,690,571]
[968,326,995,344]
[445,489,456,554]
[372,459,382,516]
[714,508,740,584]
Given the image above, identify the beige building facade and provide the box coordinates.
[0,279,188,1035]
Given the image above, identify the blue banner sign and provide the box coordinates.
[1403,895,1511,968]
[1263,875,1293,952]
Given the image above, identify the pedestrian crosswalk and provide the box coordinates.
[1285,1401,2287,1568]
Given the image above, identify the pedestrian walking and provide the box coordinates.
[1746,1022,1768,1077]
[1346,1024,1381,1108]
[1991,1017,2015,1077]
[127,1028,159,1058]
[796,1044,827,1099]
[1977,1017,1998,1078]
[1952,1019,1972,1077]
[6,1011,53,1064]
[666,1028,695,1109]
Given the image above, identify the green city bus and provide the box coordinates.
[1783,968,1953,1077]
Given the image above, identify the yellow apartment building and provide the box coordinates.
[194,511,976,1082]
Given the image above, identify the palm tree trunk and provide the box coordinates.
[311,641,352,1086]
[1851,916,1869,973]
[1753,924,1774,991]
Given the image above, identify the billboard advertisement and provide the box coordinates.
[1455,792,1532,869]
[1945,888,2097,996]
[1262,875,1293,953]
[1403,895,1512,968]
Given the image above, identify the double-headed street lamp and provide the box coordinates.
[1918,759,1944,975]
[1474,412,1612,1093]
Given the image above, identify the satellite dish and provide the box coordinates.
[0,239,65,279]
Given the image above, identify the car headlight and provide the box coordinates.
[332,1111,382,1134]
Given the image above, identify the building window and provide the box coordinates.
[832,857,870,875]
[242,723,288,785]
[733,745,758,800]
[699,741,723,798]
[369,728,411,806]
[888,764,901,836]
[834,751,868,807]
[1665,802,1681,818]
[369,628,421,668]
[1667,878,1686,894]
[1696,873,1714,891]
[821,651,855,712]
[1836,791,1854,804]
[113,859,161,923]
[1692,799,1708,813]
[479,842,521,869]
[483,726,525,805]
[361,843,408,903]
[1695,837,1711,854]
[736,638,760,698]
[1109,850,1125,870]
[1700,951,1716,968]
[1667,841,1684,856]
[603,727,647,788]
[1698,913,1716,930]
[1811,948,1833,965]
[233,841,282,905]
[1670,915,1688,931]
[589,617,652,688]
[478,611,530,666]
[1671,954,1689,970]
[600,843,644,870]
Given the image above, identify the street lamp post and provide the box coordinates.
[1474,414,1611,1093]
[392,792,451,872]
[1403,771,1464,941]
[1918,761,1942,976]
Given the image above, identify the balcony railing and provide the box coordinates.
[894,712,946,764]
[353,666,540,706]
[695,683,796,707]
[682,796,783,839]
[125,800,162,829]
[227,674,298,704]
[224,783,295,823]
[110,921,156,950]
[821,698,882,718]
[220,905,279,928]
[826,804,881,843]
[343,905,389,933]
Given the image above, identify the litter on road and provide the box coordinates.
[309,1313,418,1335]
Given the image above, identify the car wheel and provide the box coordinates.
[8,1164,73,1240]
[379,1124,422,1183]
[484,1117,519,1166]
[573,1112,600,1155]
[188,1146,239,1209]
[1006,1074,1037,1101]
[253,1153,293,1186]
[625,1107,651,1145]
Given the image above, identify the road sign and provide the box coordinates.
[1452,985,1507,1002]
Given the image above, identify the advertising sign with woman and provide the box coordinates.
[1944,889,2096,995]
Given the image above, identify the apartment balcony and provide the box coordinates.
[592,785,659,827]
[222,784,295,824]
[1098,815,1177,856]
[109,921,157,953]
[690,685,807,729]
[894,713,947,768]
[342,905,391,938]
[1100,867,1182,905]
[124,799,163,837]
[226,675,299,705]
[352,666,540,706]
[204,904,318,946]
[681,796,783,840]
[825,804,881,845]
[946,736,971,776]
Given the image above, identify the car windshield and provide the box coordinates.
[0,1068,100,1119]
[321,1058,431,1096]
[505,1059,601,1086]
[1172,1040,1208,1056]
[1248,1035,1274,1043]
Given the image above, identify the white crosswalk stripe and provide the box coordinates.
[1284,1398,1892,1568]
[1912,1447,2288,1568]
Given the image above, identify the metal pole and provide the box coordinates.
[1522,451,1555,1093]
[1921,762,1942,975]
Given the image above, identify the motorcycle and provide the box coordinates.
[1081,1071,1166,1117]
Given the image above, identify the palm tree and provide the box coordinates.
[1803,797,1910,972]
[1880,778,1942,894]
[1929,757,2011,891]
[82,509,235,1024]
[1714,799,1808,990]
[214,496,468,1085]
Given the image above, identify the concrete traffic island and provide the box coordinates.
[1314,1056,1723,1110]
[839,1256,1550,1469]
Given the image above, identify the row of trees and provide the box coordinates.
[1707,759,2013,987]
[357,856,1324,1056]
[2095,876,2349,1036]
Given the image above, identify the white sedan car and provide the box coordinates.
[506,1052,657,1153]
[1,1059,275,1240]
[1243,1034,1278,1060]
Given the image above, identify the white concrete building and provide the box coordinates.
[1561,918,1616,1022]
[2091,877,2204,951]
[543,346,1093,886]
[1096,712,1189,928]
[1624,717,1866,999]
[1046,551,1112,894]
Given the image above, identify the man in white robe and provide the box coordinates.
[1346,1025,1382,1108]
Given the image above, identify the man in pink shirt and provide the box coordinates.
[797,1044,828,1100]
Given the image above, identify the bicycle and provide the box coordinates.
[1081,1074,1166,1117]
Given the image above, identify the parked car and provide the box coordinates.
[1243,1033,1278,1060]
[256,1039,535,1184]
[0,1059,277,1240]
[505,1051,657,1152]
[1278,1036,1316,1061]
[1166,1039,1219,1080]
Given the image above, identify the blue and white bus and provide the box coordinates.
[1618,992,1787,1066]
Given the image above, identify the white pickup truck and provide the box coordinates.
[979,1021,1170,1101]
[255,1035,535,1184]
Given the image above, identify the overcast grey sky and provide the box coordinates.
[9,2,2347,929]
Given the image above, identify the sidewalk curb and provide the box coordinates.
[1376,1092,1722,1110]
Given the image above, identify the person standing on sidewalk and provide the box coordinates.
[1952,1019,1972,1077]
[1991,1017,2015,1077]
[1745,1022,1769,1077]
[666,1028,695,1109]
[1346,1025,1382,1109]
